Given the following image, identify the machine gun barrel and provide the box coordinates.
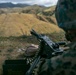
[31,29,66,46]
[26,29,66,75]
[31,29,42,39]
[31,29,65,53]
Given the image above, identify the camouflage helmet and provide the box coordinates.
[55,0,76,31]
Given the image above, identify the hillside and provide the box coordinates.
[0,13,62,37]
[0,4,45,14]
[0,5,65,75]
[0,5,62,37]
[0,5,57,24]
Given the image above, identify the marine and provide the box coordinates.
[37,0,76,75]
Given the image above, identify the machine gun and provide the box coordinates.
[26,29,66,75]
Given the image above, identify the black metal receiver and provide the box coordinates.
[26,29,66,75]
[31,29,65,58]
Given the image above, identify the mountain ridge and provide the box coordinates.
[0,2,30,8]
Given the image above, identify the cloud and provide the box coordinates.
[0,0,58,6]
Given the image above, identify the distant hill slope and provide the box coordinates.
[0,3,29,8]
[0,4,57,24]
[0,13,62,37]
[0,4,46,14]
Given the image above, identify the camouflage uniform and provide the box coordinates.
[37,0,76,75]
[55,0,76,31]
[38,42,76,75]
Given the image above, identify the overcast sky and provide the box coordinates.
[0,0,58,7]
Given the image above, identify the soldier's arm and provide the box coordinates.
[37,55,62,75]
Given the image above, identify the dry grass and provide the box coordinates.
[0,13,63,37]
[0,11,64,75]
[44,6,56,12]
[0,5,65,75]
